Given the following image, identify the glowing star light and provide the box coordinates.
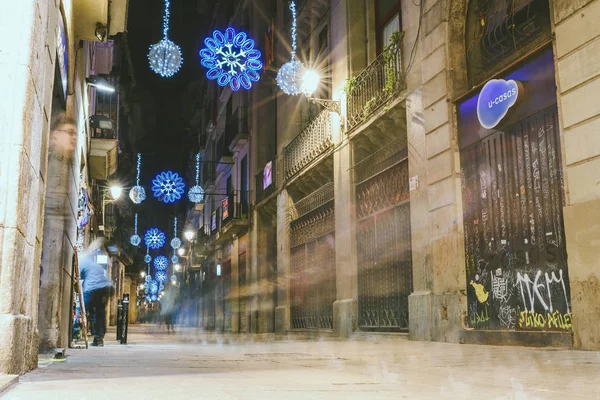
[130,153,146,204]
[145,228,166,249]
[188,153,205,203]
[200,27,262,91]
[148,0,183,78]
[152,171,185,203]
[154,255,169,271]
[130,213,141,246]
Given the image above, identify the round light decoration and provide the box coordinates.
[155,271,168,283]
[199,27,263,91]
[151,294,158,302]
[276,60,305,95]
[145,274,152,283]
[159,283,165,291]
[144,254,152,264]
[152,171,185,203]
[148,0,182,78]
[171,255,179,264]
[144,228,166,249]
[153,255,168,271]
[130,213,141,246]
[188,154,204,203]
[129,153,146,204]
[171,238,181,250]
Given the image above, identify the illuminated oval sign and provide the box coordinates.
[477,79,520,129]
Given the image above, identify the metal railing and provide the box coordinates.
[290,182,334,220]
[284,110,332,180]
[255,159,277,204]
[346,32,405,131]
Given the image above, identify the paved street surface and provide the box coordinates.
[2,325,600,399]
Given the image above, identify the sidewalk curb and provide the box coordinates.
[0,375,18,395]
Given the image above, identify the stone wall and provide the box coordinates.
[553,0,600,350]
[0,0,63,374]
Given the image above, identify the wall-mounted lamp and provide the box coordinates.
[95,23,108,42]
[86,75,115,93]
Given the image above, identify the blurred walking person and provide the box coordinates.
[80,238,114,346]
[160,283,179,333]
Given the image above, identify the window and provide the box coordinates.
[376,0,401,52]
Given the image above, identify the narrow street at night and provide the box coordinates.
[2,326,600,400]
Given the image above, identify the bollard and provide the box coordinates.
[116,299,123,341]
[120,294,130,344]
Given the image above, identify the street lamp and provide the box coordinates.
[109,184,122,200]
[184,231,195,241]
[140,271,146,278]
[86,75,115,92]
[177,248,185,256]
[300,69,342,120]
[174,263,182,272]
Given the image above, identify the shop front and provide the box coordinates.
[458,48,571,335]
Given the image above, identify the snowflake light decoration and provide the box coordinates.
[150,280,159,295]
[130,154,146,204]
[144,228,166,249]
[154,255,169,271]
[155,271,168,283]
[130,213,141,246]
[188,153,205,203]
[148,0,183,78]
[152,171,185,203]
[200,27,262,91]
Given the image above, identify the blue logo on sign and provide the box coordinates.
[477,79,519,129]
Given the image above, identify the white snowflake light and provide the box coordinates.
[188,153,205,203]
[152,171,185,203]
[200,27,262,91]
[155,271,168,283]
[148,0,183,78]
[154,255,169,271]
[130,154,146,204]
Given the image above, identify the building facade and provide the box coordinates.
[188,0,600,350]
[0,0,128,375]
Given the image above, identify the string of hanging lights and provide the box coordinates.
[130,213,141,246]
[148,0,183,78]
[188,153,205,203]
[130,153,146,204]
[170,216,181,249]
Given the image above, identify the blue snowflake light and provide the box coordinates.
[145,228,166,249]
[155,271,168,283]
[200,27,262,91]
[154,255,169,271]
[152,171,185,203]
[150,280,159,295]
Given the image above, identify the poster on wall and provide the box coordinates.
[211,211,217,231]
[56,9,68,99]
[263,161,272,189]
[222,198,229,220]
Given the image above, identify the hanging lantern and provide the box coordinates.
[148,0,183,78]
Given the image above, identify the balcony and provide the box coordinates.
[227,106,249,153]
[284,110,332,181]
[209,191,249,245]
[345,32,405,132]
[89,130,118,180]
[255,158,277,204]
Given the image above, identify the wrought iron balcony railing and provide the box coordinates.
[255,158,277,204]
[346,32,405,132]
[284,110,332,181]
[292,182,334,220]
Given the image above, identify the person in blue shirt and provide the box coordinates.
[79,238,114,347]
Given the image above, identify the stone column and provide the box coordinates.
[0,0,59,374]
[275,190,291,333]
[231,238,240,333]
[249,209,262,333]
[552,0,600,350]
[406,0,468,343]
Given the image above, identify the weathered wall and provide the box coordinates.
[0,0,67,374]
[552,0,600,350]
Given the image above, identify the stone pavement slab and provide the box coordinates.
[2,325,600,399]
